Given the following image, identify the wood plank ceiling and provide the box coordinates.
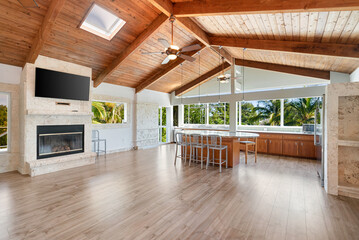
[192,12,359,73]
[0,0,359,93]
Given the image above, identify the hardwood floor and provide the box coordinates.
[1,144,359,239]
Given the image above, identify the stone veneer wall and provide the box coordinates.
[0,83,20,173]
[326,82,359,199]
[19,56,96,176]
[136,103,159,148]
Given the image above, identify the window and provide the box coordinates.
[158,107,167,143]
[80,3,126,40]
[92,101,126,124]
[173,106,178,127]
[284,97,322,126]
[184,104,206,124]
[209,103,229,125]
[241,100,281,126]
[0,93,8,152]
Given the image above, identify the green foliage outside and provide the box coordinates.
[173,106,178,127]
[184,104,206,124]
[209,103,230,125]
[158,107,167,142]
[241,97,321,126]
[0,105,7,148]
[284,97,321,126]
[92,101,125,124]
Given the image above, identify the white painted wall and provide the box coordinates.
[0,63,22,84]
[92,83,171,153]
[350,68,359,82]
[330,72,350,84]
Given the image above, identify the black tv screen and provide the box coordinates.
[35,68,90,101]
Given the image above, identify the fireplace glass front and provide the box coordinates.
[37,125,84,159]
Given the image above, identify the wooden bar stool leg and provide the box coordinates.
[245,144,248,164]
[255,138,258,163]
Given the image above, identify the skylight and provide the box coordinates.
[80,3,126,40]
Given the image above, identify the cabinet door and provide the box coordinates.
[282,140,298,157]
[257,138,268,153]
[299,141,316,159]
[268,139,283,155]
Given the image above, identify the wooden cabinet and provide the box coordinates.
[257,138,268,153]
[256,133,282,155]
[268,139,283,155]
[281,135,316,158]
[282,140,299,156]
[248,132,316,159]
[299,141,316,158]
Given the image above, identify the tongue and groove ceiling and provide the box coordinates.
[0,0,359,94]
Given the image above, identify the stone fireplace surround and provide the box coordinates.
[19,56,96,176]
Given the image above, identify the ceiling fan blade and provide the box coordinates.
[181,44,201,53]
[161,56,170,65]
[178,54,196,62]
[158,38,170,48]
[141,51,164,55]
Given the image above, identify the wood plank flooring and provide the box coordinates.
[0,144,359,239]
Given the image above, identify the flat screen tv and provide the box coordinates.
[35,68,90,101]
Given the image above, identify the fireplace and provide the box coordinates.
[37,125,84,159]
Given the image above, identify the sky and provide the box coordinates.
[0,94,8,106]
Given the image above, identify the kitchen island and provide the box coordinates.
[177,130,259,167]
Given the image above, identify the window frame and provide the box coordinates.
[158,107,168,143]
[0,92,9,153]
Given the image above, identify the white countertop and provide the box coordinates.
[177,130,259,138]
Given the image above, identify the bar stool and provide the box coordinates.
[189,134,208,169]
[240,138,257,164]
[207,135,228,172]
[174,132,190,165]
[92,130,106,156]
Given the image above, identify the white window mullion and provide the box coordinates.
[206,103,209,125]
[280,99,284,127]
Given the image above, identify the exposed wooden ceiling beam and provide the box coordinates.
[25,0,66,65]
[234,59,330,80]
[210,46,233,64]
[147,0,173,16]
[173,0,359,17]
[93,13,168,88]
[210,37,359,58]
[146,0,233,63]
[175,62,231,96]
[135,43,205,93]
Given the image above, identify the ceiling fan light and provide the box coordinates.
[220,79,229,84]
[168,54,177,60]
[170,45,179,50]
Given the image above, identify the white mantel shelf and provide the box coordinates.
[26,109,92,116]
[338,140,359,147]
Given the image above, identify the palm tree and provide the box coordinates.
[104,102,124,123]
[286,97,319,125]
[241,102,259,125]
[92,101,106,124]
[249,100,281,126]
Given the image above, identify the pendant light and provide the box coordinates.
[218,46,222,103]
[180,63,183,105]
[198,50,201,104]
[242,48,246,101]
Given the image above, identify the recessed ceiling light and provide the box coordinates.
[80,3,126,40]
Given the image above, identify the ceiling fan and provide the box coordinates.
[141,15,201,64]
[217,47,242,84]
